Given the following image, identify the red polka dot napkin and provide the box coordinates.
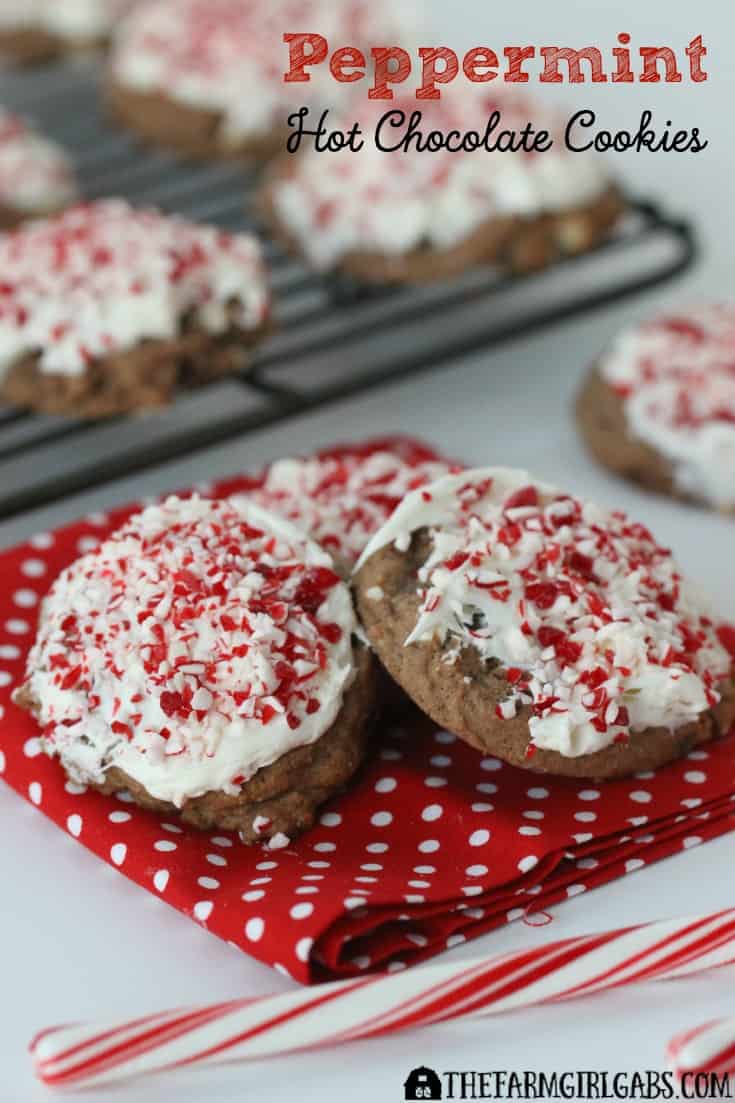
[0,437,733,984]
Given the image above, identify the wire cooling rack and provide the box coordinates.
[0,58,697,521]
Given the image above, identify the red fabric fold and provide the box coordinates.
[0,436,733,984]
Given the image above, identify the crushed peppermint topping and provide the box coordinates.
[271,88,612,270]
[0,199,269,379]
[112,0,409,145]
[17,496,357,806]
[357,468,732,758]
[249,449,458,569]
[0,109,76,216]
[600,304,735,509]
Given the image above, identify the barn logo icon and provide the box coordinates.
[404,1066,442,1100]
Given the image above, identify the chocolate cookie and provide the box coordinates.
[354,468,735,780]
[14,496,377,846]
[577,305,735,514]
[0,1,132,62]
[261,90,624,285]
[0,199,270,418]
[0,109,77,226]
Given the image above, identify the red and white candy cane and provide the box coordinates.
[667,1018,735,1082]
[32,909,735,1091]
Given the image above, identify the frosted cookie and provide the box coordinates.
[0,199,269,417]
[577,305,735,513]
[248,445,458,572]
[14,496,376,845]
[0,109,77,226]
[108,0,410,160]
[0,0,134,62]
[263,90,623,284]
[354,468,734,779]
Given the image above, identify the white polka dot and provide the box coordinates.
[574,811,597,823]
[405,894,425,904]
[67,814,82,837]
[414,865,435,875]
[256,861,277,870]
[28,781,42,805]
[0,672,12,687]
[13,590,37,609]
[519,826,541,836]
[361,863,382,872]
[161,822,183,834]
[77,536,99,554]
[108,811,131,824]
[343,897,364,910]
[518,855,539,874]
[578,789,600,802]
[308,860,331,869]
[5,619,29,635]
[65,780,86,795]
[629,791,653,804]
[406,932,428,947]
[30,532,53,549]
[206,852,227,866]
[625,859,645,874]
[194,901,213,922]
[523,810,545,820]
[480,757,502,771]
[462,885,483,897]
[245,917,265,942]
[371,811,393,827]
[154,839,177,852]
[682,798,702,809]
[366,842,388,854]
[469,829,490,847]
[419,839,440,853]
[0,645,20,660]
[210,835,232,847]
[430,755,452,768]
[110,843,127,867]
[21,558,46,578]
[684,771,707,785]
[424,776,447,788]
[198,876,220,890]
[471,802,494,813]
[242,890,265,902]
[567,884,586,898]
[421,804,443,822]
[507,908,525,923]
[577,857,598,870]
[314,842,336,852]
[250,877,271,885]
[408,879,430,889]
[0,750,5,773]
[296,937,313,963]
[375,777,397,793]
[295,885,319,894]
[683,836,703,849]
[527,787,549,800]
[465,864,488,877]
[319,812,342,827]
[446,934,465,949]
[476,782,498,795]
[153,870,169,893]
[290,902,314,920]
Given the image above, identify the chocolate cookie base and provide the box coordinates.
[261,158,625,285]
[0,320,269,419]
[354,532,735,780]
[107,79,286,161]
[576,367,733,514]
[0,200,72,231]
[0,27,105,64]
[15,646,378,844]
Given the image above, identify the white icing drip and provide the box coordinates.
[271,90,612,269]
[600,304,735,509]
[357,468,731,758]
[19,497,359,806]
[0,110,76,213]
[0,199,269,379]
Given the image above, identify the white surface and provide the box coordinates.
[1,1,734,1100]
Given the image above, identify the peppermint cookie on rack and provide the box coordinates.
[0,109,77,226]
[577,305,735,513]
[0,199,269,418]
[354,469,735,779]
[14,496,376,845]
[108,0,410,160]
[0,0,134,62]
[263,91,623,284]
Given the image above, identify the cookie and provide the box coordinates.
[108,0,410,160]
[0,109,77,226]
[354,468,735,780]
[0,199,270,418]
[577,305,735,513]
[14,495,377,846]
[0,0,133,62]
[246,444,458,573]
[262,90,624,284]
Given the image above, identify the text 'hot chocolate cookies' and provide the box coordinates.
[577,304,735,513]
[354,468,734,780]
[14,496,376,846]
[0,200,270,417]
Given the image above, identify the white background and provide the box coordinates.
[1,1,734,1100]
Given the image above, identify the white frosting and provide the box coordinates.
[247,448,455,568]
[111,0,415,146]
[18,496,359,806]
[271,90,613,269]
[0,0,134,40]
[0,199,269,379]
[0,109,76,214]
[357,468,731,758]
[600,305,735,510]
